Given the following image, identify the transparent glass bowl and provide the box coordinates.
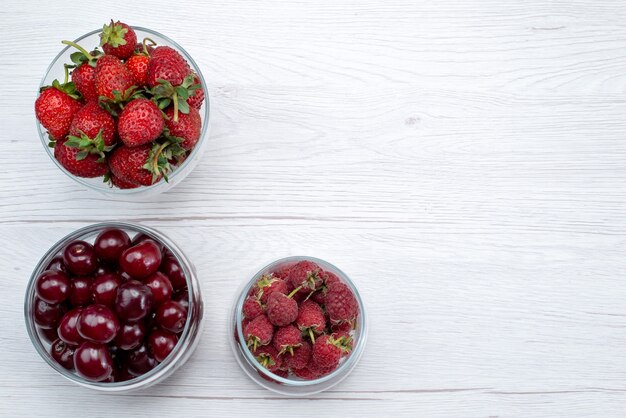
[24,222,204,391]
[229,256,368,396]
[36,27,210,199]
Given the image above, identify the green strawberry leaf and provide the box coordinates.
[76,150,89,161]
[100,20,129,48]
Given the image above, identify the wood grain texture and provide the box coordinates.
[1,0,626,416]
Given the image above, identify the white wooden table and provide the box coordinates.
[1,1,626,416]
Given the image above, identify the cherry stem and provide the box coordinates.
[62,40,95,62]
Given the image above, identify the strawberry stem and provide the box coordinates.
[151,141,170,174]
[143,37,157,55]
[63,64,70,84]
[308,328,315,344]
[62,40,96,62]
[172,91,179,122]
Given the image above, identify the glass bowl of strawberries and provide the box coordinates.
[34,21,210,198]
[24,222,203,391]
[230,256,368,396]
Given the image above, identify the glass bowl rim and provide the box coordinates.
[24,221,200,391]
[36,26,210,195]
[233,255,367,387]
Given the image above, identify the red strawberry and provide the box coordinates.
[253,345,282,373]
[244,315,274,351]
[69,101,117,146]
[108,145,161,186]
[325,282,358,325]
[110,174,139,189]
[118,99,164,147]
[72,63,97,102]
[146,58,187,88]
[253,275,290,304]
[35,85,81,140]
[95,55,136,100]
[126,55,149,86]
[243,296,264,319]
[296,300,326,342]
[311,334,350,370]
[164,106,201,150]
[288,260,323,298]
[150,46,190,74]
[100,21,137,60]
[273,325,303,355]
[187,74,204,109]
[266,291,298,327]
[283,340,311,370]
[54,138,108,178]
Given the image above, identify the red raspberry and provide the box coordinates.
[331,321,353,334]
[296,300,326,342]
[325,281,358,325]
[311,270,341,304]
[266,291,298,326]
[283,340,311,370]
[311,334,352,369]
[242,296,264,319]
[291,360,334,380]
[253,345,282,372]
[288,260,323,297]
[253,274,290,304]
[292,365,317,380]
[272,325,302,355]
[272,264,292,280]
[243,315,273,351]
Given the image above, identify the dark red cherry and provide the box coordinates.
[69,277,93,306]
[50,338,75,369]
[159,257,186,290]
[126,344,157,376]
[132,233,164,252]
[173,291,189,314]
[77,304,120,343]
[155,300,187,333]
[46,256,67,273]
[119,240,162,279]
[115,280,153,321]
[94,265,113,277]
[143,272,173,306]
[33,297,66,329]
[35,270,71,304]
[114,321,146,350]
[148,329,178,362]
[74,341,113,381]
[39,327,59,343]
[94,228,131,263]
[57,307,84,345]
[92,273,122,307]
[63,240,98,276]
[114,364,135,382]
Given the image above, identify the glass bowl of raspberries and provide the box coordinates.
[230,256,367,396]
[34,21,209,198]
[24,222,203,391]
